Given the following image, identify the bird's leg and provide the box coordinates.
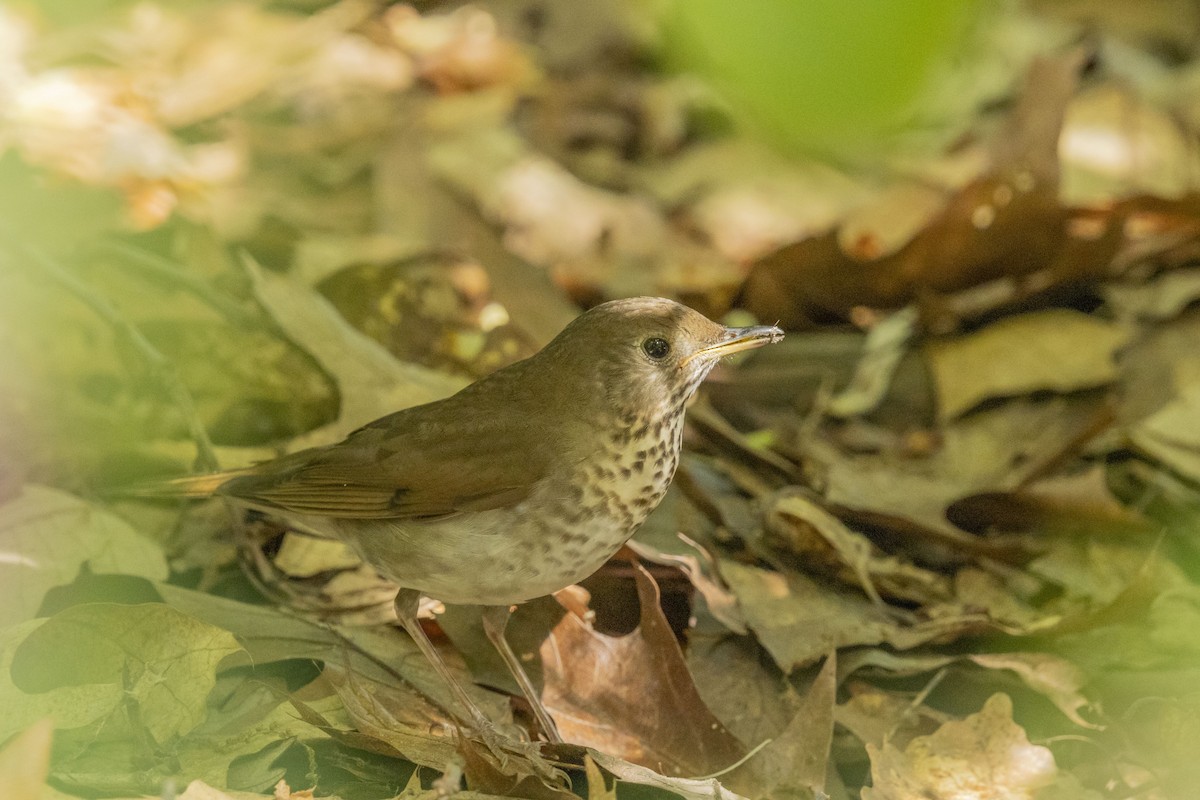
[392,588,497,734]
[480,605,563,744]
[393,590,569,789]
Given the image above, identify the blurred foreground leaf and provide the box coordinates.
[8,603,240,742]
[0,486,169,628]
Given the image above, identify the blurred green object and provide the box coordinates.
[663,0,980,153]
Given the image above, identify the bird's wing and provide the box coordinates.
[217,401,558,521]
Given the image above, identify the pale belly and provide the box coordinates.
[336,508,626,605]
[330,456,672,606]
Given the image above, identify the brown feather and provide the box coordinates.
[210,367,565,521]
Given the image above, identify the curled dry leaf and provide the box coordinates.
[967,653,1100,729]
[863,694,1058,800]
[539,558,746,777]
[588,751,749,800]
[625,536,747,634]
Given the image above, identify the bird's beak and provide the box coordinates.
[681,324,784,368]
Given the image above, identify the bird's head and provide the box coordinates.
[539,297,783,419]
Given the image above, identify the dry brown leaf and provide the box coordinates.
[948,465,1149,537]
[539,559,746,778]
[835,684,950,752]
[729,653,837,799]
[720,561,976,672]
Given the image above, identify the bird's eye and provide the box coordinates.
[642,337,671,360]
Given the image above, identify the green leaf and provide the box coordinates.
[9,603,241,742]
[0,485,169,628]
[0,619,123,743]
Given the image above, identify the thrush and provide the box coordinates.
[157,296,782,751]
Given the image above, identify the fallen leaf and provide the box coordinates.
[862,694,1058,800]
[720,561,971,672]
[1104,267,1200,322]
[155,584,506,725]
[588,751,749,800]
[9,603,241,742]
[924,310,1131,419]
[1128,383,1200,483]
[686,632,792,751]
[0,620,122,745]
[458,735,575,800]
[967,653,1100,729]
[730,652,837,798]
[1060,84,1198,205]
[765,489,888,607]
[540,560,746,777]
[319,664,458,768]
[835,684,949,752]
[947,466,1149,537]
[0,485,168,627]
[584,754,617,800]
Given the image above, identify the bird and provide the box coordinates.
[153,296,782,752]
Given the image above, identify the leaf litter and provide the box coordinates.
[1,1,1200,799]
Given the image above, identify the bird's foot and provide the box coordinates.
[458,722,571,796]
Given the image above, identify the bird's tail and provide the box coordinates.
[116,469,252,500]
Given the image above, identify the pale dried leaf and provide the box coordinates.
[863,694,1057,800]
[589,751,749,800]
[272,533,363,577]
[1128,383,1200,483]
[1060,85,1199,205]
[924,311,1131,419]
[967,653,1100,729]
